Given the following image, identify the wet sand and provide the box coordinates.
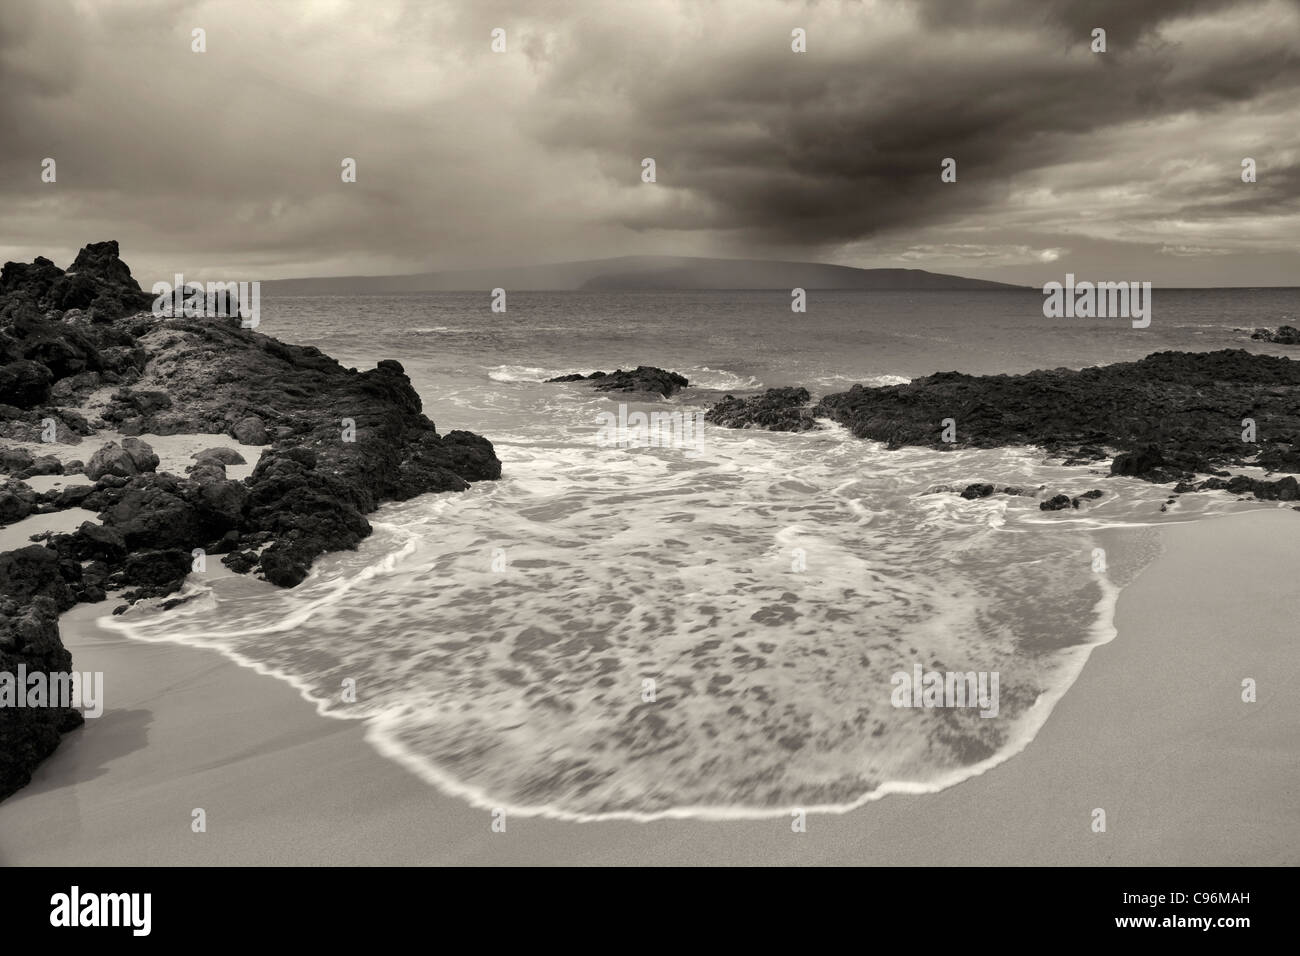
[1,509,1296,865]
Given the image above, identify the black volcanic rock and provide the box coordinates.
[1251,326,1300,345]
[1110,444,1166,478]
[85,438,158,480]
[0,546,73,609]
[0,596,84,801]
[0,479,38,524]
[193,446,246,466]
[0,241,504,801]
[705,387,816,432]
[547,366,688,397]
[1,240,152,322]
[0,359,54,408]
[707,350,1300,504]
[765,350,1300,480]
[1196,473,1300,501]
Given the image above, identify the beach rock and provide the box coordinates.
[98,345,147,375]
[1110,444,1165,478]
[0,545,73,609]
[100,483,205,550]
[121,549,191,589]
[72,522,128,562]
[738,350,1300,484]
[960,483,996,500]
[1039,494,1074,511]
[192,446,246,466]
[0,241,504,802]
[0,447,34,474]
[187,461,227,484]
[0,256,64,306]
[921,484,956,495]
[258,545,315,588]
[705,387,816,431]
[548,366,689,398]
[1251,326,1300,344]
[194,478,249,524]
[0,360,53,408]
[0,596,84,801]
[0,479,38,524]
[1257,444,1300,472]
[121,437,158,472]
[1,240,154,321]
[54,484,95,509]
[231,415,269,445]
[15,455,63,480]
[104,388,172,424]
[85,438,157,481]
[50,370,102,402]
[222,550,259,574]
[1204,474,1300,501]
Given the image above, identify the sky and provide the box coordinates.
[2,0,1298,286]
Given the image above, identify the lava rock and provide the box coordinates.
[706,387,816,432]
[85,438,157,481]
[0,360,53,408]
[192,446,247,466]
[548,366,689,398]
[231,415,269,445]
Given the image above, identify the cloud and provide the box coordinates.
[1,0,1297,285]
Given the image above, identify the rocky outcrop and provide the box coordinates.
[709,351,1300,497]
[1251,326,1300,345]
[547,366,689,398]
[0,240,153,323]
[705,387,817,432]
[84,438,158,481]
[0,596,83,801]
[0,241,503,800]
[1181,474,1300,500]
[920,483,1101,509]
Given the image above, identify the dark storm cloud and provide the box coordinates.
[1,0,1298,284]
[527,0,1300,250]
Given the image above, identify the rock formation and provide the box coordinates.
[0,242,502,799]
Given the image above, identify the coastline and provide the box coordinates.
[2,508,1295,865]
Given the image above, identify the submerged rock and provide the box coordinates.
[1251,326,1300,344]
[705,387,816,432]
[547,366,689,397]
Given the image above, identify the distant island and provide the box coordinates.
[259,255,1030,295]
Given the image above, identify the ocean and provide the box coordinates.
[105,288,1300,819]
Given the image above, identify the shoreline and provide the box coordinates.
[1,509,1296,865]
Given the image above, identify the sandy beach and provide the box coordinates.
[1,508,1294,866]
